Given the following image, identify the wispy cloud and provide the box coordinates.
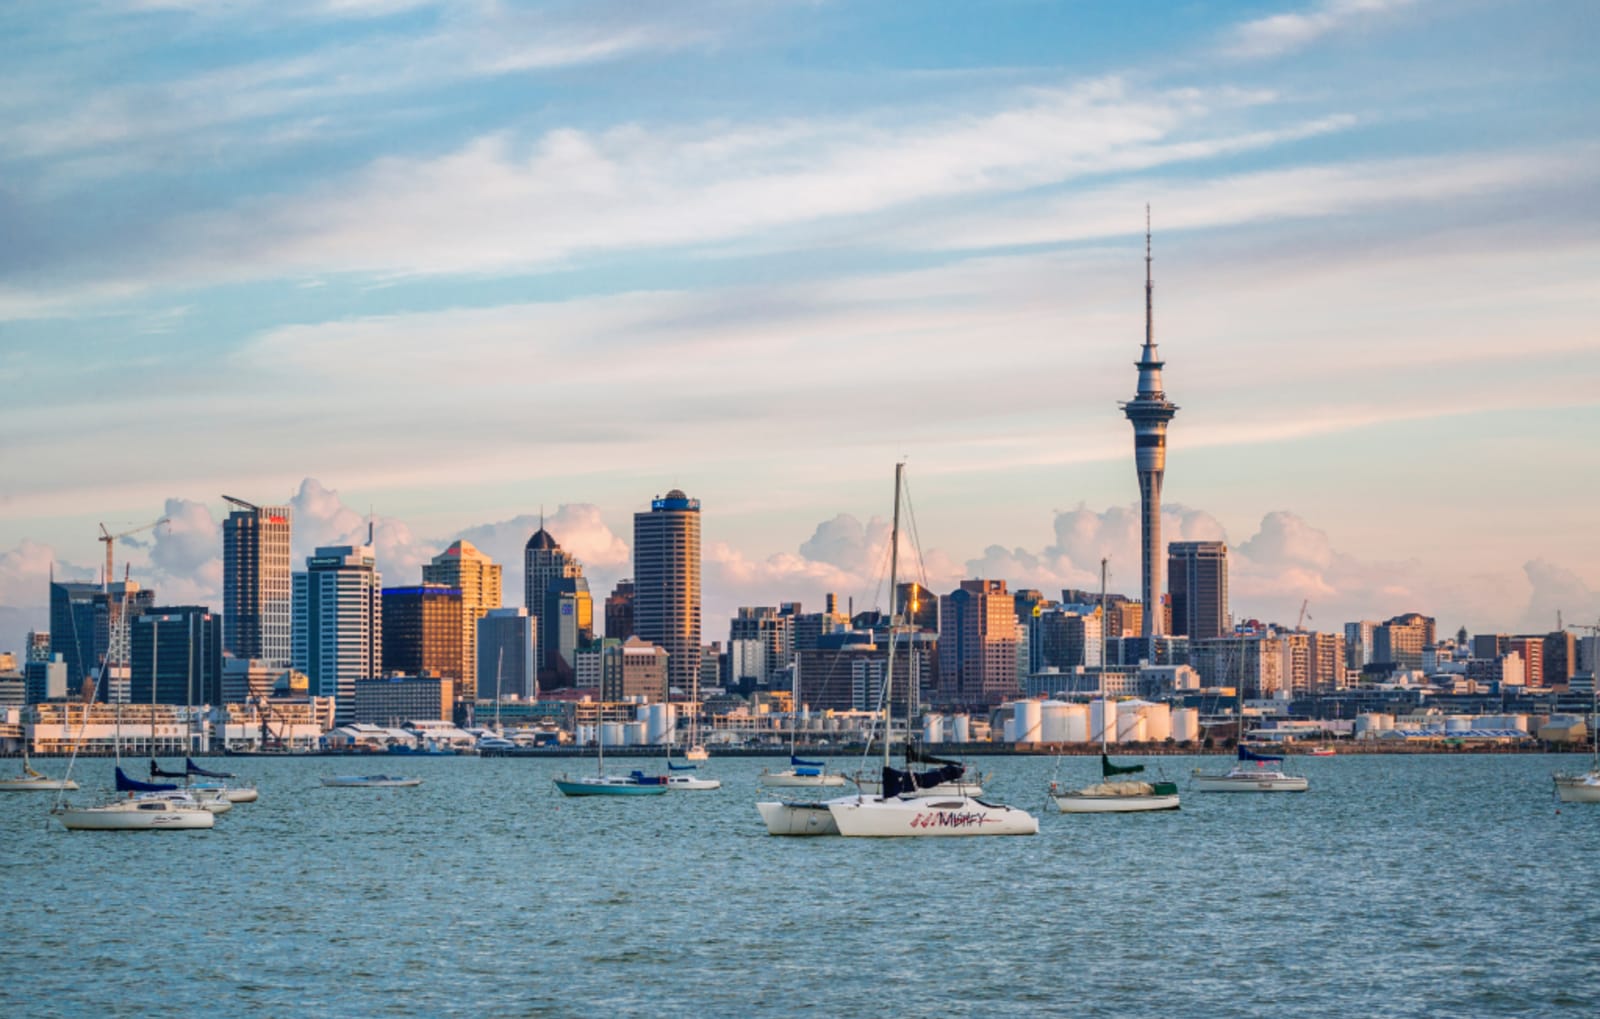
[1222,0,1420,60]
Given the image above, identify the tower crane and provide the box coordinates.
[98,517,169,588]
[1296,600,1311,632]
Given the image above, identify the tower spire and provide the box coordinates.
[1145,204,1153,352]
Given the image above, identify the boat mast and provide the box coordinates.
[884,462,904,771]
[1099,557,1109,754]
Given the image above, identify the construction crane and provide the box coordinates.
[1296,600,1311,631]
[98,516,169,588]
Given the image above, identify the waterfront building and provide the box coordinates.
[50,580,155,698]
[937,579,1020,709]
[523,522,589,688]
[477,607,537,701]
[382,584,463,684]
[352,674,455,725]
[130,607,223,706]
[1167,541,1229,640]
[292,545,382,725]
[422,540,503,704]
[600,637,669,704]
[221,496,292,668]
[1120,217,1178,639]
[604,579,635,639]
[633,490,703,702]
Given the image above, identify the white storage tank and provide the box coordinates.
[950,715,971,743]
[1445,716,1474,733]
[1117,703,1147,743]
[1170,707,1200,743]
[1002,717,1016,743]
[1063,702,1090,743]
[1013,700,1043,744]
[924,713,945,744]
[1040,701,1072,743]
[643,703,675,744]
[1090,699,1118,745]
[624,721,648,746]
[600,722,625,747]
[1142,702,1173,742]
[1355,712,1394,738]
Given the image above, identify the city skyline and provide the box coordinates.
[3,1,1597,651]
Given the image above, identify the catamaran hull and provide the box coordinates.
[1053,793,1180,813]
[1191,772,1308,793]
[1554,773,1600,803]
[758,771,847,788]
[756,800,841,836]
[828,795,1039,837]
[321,776,423,788]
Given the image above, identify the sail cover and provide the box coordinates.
[881,763,965,797]
[1238,745,1284,763]
[186,758,235,778]
[149,759,188,779]
[667,761,697,772]
[790,755,825,768]
[117,767,177,792]
[1101,754,1146,778]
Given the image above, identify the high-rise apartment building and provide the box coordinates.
[222,496,292,668]
[381,584,463,684]
[1374,613,1433,672]
[1168,541,1229,641]
[477,608,537,701]
[1121,218,1178,639]
[1544,630,1577,685]
[937,579,1020,709]
[1344,620,1377,671]
[422,540,502,703]
[633,490,702,701]
[604,579,635,639]
[130,607,223,706]
[1034,607,1104,671]
[524,523,587,687]
[600,637,670,703]
[1507,636,1545,687]
[293,545,382,724]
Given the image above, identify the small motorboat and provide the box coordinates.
[321,775,423,788]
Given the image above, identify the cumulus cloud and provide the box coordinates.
[454,504,632,609]
[1222,0,1417,61]
[0,540,94,656]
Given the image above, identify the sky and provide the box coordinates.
[2,0,1598,655]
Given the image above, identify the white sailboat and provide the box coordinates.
[1051,560,1179,813]
[1553,629,1600,803]
[0,746,78,792]
[553,720,668,797]
[1191,629,1308,793]
[825,463,1038,837]
[757,671,847,788]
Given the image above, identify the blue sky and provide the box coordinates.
[2,0,1597,652]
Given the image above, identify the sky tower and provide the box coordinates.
[1121,208,1178,638]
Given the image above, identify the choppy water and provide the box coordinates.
[3,752,1598,1018]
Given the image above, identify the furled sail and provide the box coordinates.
[149,759,188,779]
[118,767,177,792]
[1101,753,1146,778]
[186,758,235,778]
[1238,745,1284,763]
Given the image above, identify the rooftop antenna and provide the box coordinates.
[1144,204,1153,351]
[367,505,374,547]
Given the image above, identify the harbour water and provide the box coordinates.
[4,752,1597,1017]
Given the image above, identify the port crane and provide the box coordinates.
[97,516,169,588]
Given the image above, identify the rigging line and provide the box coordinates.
[898,472,932,593]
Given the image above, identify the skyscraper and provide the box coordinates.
[130,607,223,706]
[477,607,536,701]
[523,521,586,686]
[381,584,463,683]
[1120,213,1178,638]
[293,545,382,724]
[1168,541,1229,640]
[633,489,702,700]
[422,539,502,702]
[604,579,635,639]
[937,579,1020,709]
[50,579,155,698]
[222,496,292,668]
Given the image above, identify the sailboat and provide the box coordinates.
[1190,628,1308,793]
[553,717,668,797]
[825,463,1038,837]
[1553,637,1600,802]
[0,745,79,791]
[756,673,847,788]
[1050,560,1179,813]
